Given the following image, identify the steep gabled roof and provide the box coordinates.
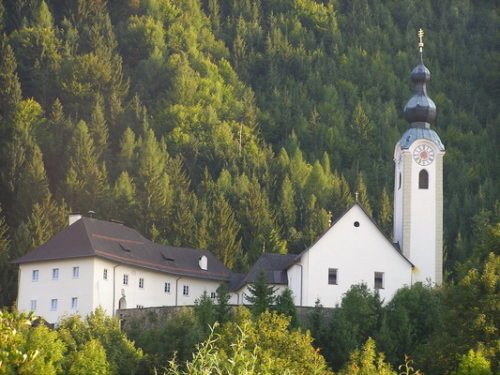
[15,218,231,281]
[292,202,414,267]
[231,253,297,291]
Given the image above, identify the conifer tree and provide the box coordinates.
[9,0,60,107]
[274,288,298,327]
[117,127,137,173]
[331,173,354,218]
[160,157,199,247]
[278,176,297,230]
[378,187,392,237]
[63,120,108,213]
[40,99,72,188]
[206,193,241,268]
[134,126,171,236]
[356,173,372,217]
[2,100,50,223]
[246,271,276,316]
[0,37,21,125]
[0,206,13,307]
[89,95,109,161]
[110,171,137,225]
[215,283,231,324]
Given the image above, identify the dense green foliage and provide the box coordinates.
[164,308,333,375]
[0,308,142,375]
[0,1,497,306]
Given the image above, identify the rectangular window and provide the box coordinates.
[52,268,59,280]
[30,300,37,311]
[123,274,129,285]
[103,269,108,280]
[164,282,171,293]
[183,285,189,296]
[71,297,78,310]
[72,266,80,278]
[375,272,384,290]
[139,278,144,289]
[32,270,39,281]
[328,268,338,285]
[210,292,216,299]
[50,299,58,311]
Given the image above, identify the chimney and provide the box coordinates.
[69,213,82,226]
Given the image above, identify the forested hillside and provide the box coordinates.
[0,0,498,306]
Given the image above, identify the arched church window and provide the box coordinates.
[398,173,402,190]
[419,169,429,189]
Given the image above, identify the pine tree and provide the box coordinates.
[378,187,392,237]
[0,37,21,125]
[117,127,137,173]
[278,176,297,230]
[246,271,276,316]
[134,126,171,236]
[2,99,50,223]
[206,193,241,268]
[194,291,216,335]
[215,283,231,324]
[160,157,198,247]
[41,99,72,188]
[331,173,354,218]
[9,0,60,107]
[89,95,109,161]
[356,173,372,217]
[0,206,13,306]
[274,288,298,327]
[110,171,137,225]
[63,120,108,213]
[304,160,331,208]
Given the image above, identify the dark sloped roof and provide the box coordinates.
[231,253,297,291]
[15,218,231,281]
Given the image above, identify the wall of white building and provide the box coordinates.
[18,257,227,324]
[296,205,413,308]
[17,258,95,324]
[407,141,444,284]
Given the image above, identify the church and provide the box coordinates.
[15,31,445,324]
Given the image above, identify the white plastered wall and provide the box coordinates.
[18,257,226,323]
[297,205,413,308]
[406,141,444,284]
[17,258,95,324]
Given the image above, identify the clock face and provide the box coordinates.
[413,144,435,166]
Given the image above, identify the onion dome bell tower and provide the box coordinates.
[393,29,445,285]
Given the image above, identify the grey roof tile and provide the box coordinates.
[15,218,231,281]
[231,253,296,291]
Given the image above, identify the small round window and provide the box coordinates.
[354,221,360,227]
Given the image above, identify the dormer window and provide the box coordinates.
[199,255,208,270]
[119,243,132,252]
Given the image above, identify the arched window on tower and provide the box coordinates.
[419,169,429,189]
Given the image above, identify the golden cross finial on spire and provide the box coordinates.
[418,28,424,52]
